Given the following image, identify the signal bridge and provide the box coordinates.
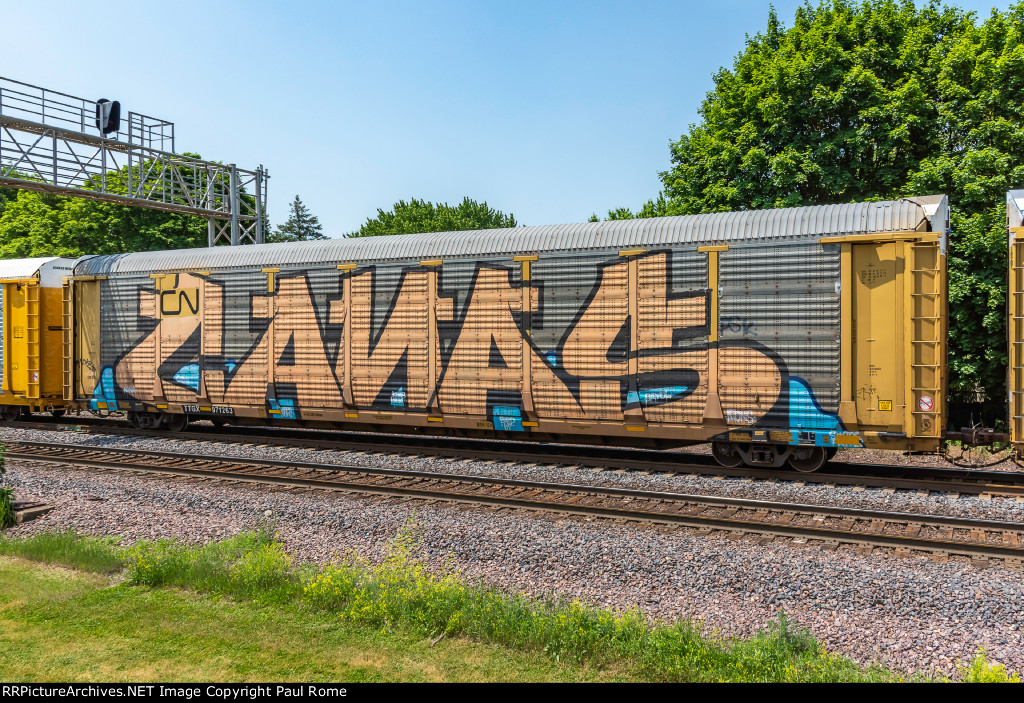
[0,76,267,245]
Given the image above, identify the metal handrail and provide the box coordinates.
[0,76,174,151]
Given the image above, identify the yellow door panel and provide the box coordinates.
[852,243,900,428]
[74,280,102,399]
[4,283,28,394]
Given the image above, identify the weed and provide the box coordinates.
[764,610,819,655]
[961,650,1022,683]
[0,444,11,529]
[124,531,299,603]
[0,487,14,529]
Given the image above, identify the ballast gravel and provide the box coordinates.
[3,425,1024,679]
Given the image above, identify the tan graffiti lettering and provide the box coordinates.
[559,260,628,419]
[222,294,273,406]
[115,273,212,404]
[272,276,344,406]
[440,267,578,416]
[109,252,786,427]
[349,269,430,408]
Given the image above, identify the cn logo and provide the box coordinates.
[160,288,200,317]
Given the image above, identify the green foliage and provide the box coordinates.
[658,0,1024,401]
[124,526,298,604]
[267,195,326,243]
[0,444,10,529]
[637,611,890,683]
[351,197,517,237]
[961,649,1022,682]
[595,194,675,221]
[0,185,18,219]
[302,519,904,681]
[0,488,13,529]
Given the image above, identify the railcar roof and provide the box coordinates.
[74,195,947,275]
[0,257,78,286]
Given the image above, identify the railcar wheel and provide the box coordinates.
[127,411,145,429]
[163,414,189,433]
[711,441,744,468]
[826,447,838,461]
[1,406,23,422]
[787,446,827,473]
[51,409,65,418]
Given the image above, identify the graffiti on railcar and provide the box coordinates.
[88,251,843,437]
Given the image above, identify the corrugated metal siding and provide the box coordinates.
[437,260,483,363]
[158,276,202,405]
[272,268,345,408]
[531,251,618,420]
[350,263,430,410]
[100,274,157,401]
[719,241,841,425]
[637,249,708,425]
[220,270,273,406]
[73,199,934,276]
[437,260,524,416]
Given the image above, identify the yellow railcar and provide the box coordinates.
[0,257,77,419]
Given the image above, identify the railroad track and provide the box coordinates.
[8,439,1024,568]
[4,416,1024,498]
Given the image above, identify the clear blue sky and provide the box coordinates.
[2,0,1016,236]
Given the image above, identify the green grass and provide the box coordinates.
[0,559,610,682]
[0,529,123,573]
[0,523,1018,682]
[122,528,300,603]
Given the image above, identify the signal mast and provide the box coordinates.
[0,76,267,246]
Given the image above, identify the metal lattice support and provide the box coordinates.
[0,76,267,245]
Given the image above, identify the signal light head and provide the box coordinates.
[95,99,121,136]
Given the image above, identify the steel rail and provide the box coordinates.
[8,440,1024,564]
[5,417,1024,497]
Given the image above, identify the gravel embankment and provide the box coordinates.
[3,426,1023,679]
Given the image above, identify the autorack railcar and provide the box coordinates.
[45,195,950,472]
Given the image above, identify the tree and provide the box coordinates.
[591,194,675,221]
[268,195,326,243]
[657,0,1024,403]
[351,197,517,237]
